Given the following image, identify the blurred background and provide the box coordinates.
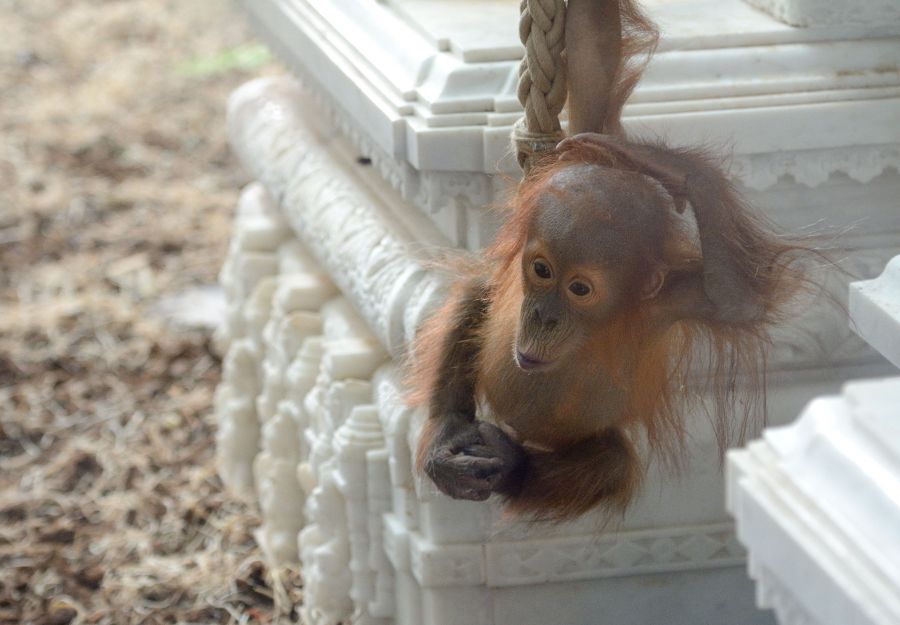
[0,1,303,622]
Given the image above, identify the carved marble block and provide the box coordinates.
[727,378,900,625]
[216,1,900,624]
[725,257,900,625]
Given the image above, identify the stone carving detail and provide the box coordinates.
[216,337,264,492]
[411,541,486,587]
[364,446,394,619]
[216,183,288,493]
[485,524,744,586]
[295,300,387,625]
[253,248,336,564]
[732,145,900,191]
[305,77,410,199]
[300,463,353,625]
[334,406,388,622]
[413,171,495,248]
[228,78,449,357]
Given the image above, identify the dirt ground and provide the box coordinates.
[0,1,303,623]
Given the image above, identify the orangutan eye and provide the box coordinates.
[569,281,591,297]
[533,259,552,280]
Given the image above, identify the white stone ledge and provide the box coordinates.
[849,255,900,368]
[727,377,900,625]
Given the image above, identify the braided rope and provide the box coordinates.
[513,0,567,172]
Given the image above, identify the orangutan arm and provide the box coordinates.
[416,277,527,501]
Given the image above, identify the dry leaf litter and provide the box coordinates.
[0,1,303,623]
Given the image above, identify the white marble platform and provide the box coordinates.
[727,377,900,625]
[727,252,900,625]
[216,1,900,624]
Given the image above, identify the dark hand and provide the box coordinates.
[424,421,527,501]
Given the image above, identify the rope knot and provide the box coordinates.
[512,118,566,172]
[516,0,568,172]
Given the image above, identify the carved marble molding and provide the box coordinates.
[743,0,900,27]
[727,377,900,625]
[227,77,450,359]
[216,183,292,493]
[483,523,744,587]
[385,522,746,589]
[732,145,900,191]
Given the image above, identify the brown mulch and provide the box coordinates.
[0,1,301,623]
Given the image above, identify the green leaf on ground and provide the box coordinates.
[177,43,272,77]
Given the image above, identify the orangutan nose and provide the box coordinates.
[533,304,559,331]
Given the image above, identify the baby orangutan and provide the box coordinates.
[410,137,801,521]
[409,0,803,522]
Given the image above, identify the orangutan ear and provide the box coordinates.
[641,266,668,300]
